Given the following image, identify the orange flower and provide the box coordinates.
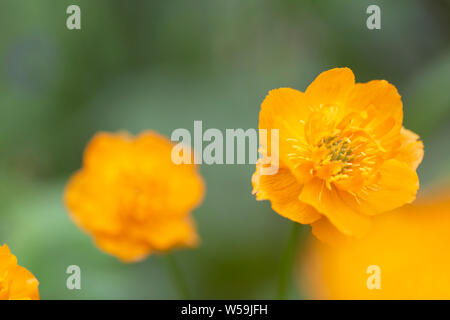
[252,68,423,240]
[65,131,205,262]
[0,244,39,300]
[301,191,450,299]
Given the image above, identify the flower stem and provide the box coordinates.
[166,254,191,299]
[277,222,301,300]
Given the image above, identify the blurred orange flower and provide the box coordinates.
[0,244,39,300]
[65,131,204,262]
[252,68,423,240]
[301,191,450,299]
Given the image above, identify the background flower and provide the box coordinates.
[65,131,204,262]
[0,244,39,300]
[299,190,450,299]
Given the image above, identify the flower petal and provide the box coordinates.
[346,80,403,150]
[94,234,153,263]
[140,216,199,251]
[305,67,355,105]
[311,217,349,245]
[253,164,321,224]
[64,171,122,234]
[8,266,40,300]
[395,128,424,170]
[259,87,310,132]
[299,177,372,238]
[83,132,133,175]
[258,88,315,183]
[347,80,403,120]
[351,159,420,215]
[258,87,310,151]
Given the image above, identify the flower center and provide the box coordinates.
[318,135,354,165]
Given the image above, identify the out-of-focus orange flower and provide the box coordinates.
[300,191,450,299]
[65,131,204,262]
[0,244,39,300]
[252,68,423,240]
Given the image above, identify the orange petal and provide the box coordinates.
[350,159,420,216]
[304,192,450,299]
[81,132,138,188]
[8,265,40,300]
[258,88,316,183]
[311,217,349,246]
[395,127,424,170]
[133,131,205,214]
[0,245,39,300]
[347,80,403,121]
[253,164,321,224]
[259,87,311,133]
[346,80,403,150]
[141,216,199,251]
[299,178,372,238]
[64,171,122,234]
[305,67,355,106]
[0,244,17,273]
[94,234,153,263]
[259,88,309,150]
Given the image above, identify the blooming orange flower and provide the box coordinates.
[252,68,423,240]
[65,131,205,262]
[301,191,450,299]
[0,244,39,300]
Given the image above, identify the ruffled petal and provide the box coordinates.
[258,88,317,183]
[8,265,40,300]
[141,216,199,251]
[351,159,420,216]
[305,67,355,106]
[395,128,424,170]
[346,80,403,151]
[299,178,372,238]
[259,87,311,131]
[94,234,153,263]
[253,164,321,224]
[311,217,349,245]
[83,131,133,176]
[64,171,122,234]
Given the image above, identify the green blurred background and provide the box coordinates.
[0,0,449,299]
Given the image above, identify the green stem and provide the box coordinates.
[166,254,191,299]
[277,222,301,300]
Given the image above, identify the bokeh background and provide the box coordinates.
[0,0,449,299]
